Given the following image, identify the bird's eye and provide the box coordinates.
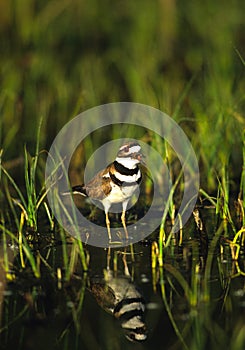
[124,146,129,153]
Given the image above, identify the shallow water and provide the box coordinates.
[0,209,244,350]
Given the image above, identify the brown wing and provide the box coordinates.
[90,283,116,314]
[84,164,112,200]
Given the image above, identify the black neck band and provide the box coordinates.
[114,160,139,176]
[110,172,142,187]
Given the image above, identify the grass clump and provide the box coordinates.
[1,119,49,232]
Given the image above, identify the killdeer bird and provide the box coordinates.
[69,141,144,243]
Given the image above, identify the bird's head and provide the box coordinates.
[116,141,145,168]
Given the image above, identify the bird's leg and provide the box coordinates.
[121,201,135,261]
[105,212,112,242]
[121,201,129,240]
[107,247,111,270]
[105,206,122,245]
[121,210,129,239]
[122,248,130,276]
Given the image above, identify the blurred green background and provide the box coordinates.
[0,0,244,191]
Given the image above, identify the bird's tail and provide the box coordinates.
[61,185,87,197]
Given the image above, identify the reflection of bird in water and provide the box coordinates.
[89,269,147,342]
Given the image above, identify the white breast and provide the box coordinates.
[104,182,139,204]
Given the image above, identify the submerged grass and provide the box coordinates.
[152,217,244,349]
[0,221,40,278]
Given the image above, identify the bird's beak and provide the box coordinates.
[136,152,146,165]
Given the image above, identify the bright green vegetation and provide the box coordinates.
[0,0,244,191]
[0,1,245,349]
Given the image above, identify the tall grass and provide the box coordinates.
[0,120,88,279]
[0,0,244,195]
[238,129,245,226]
[1,119,48,232]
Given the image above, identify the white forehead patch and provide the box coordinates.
[119,144,141,153]
[129,145,141,153]
[119,145,141,153]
